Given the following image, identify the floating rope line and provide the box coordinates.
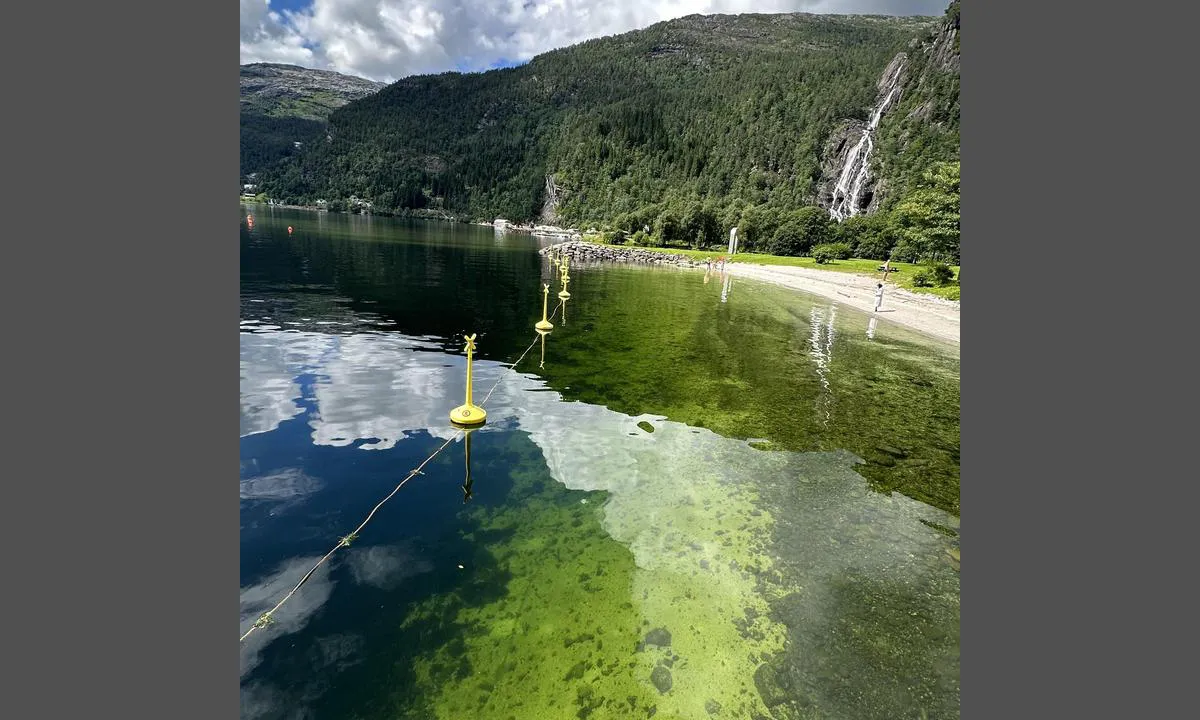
[241,298,567,643]
[480,298,563,406]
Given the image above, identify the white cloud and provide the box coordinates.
[239,0,952,83]
[241,0,319,66]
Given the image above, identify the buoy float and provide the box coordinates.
[287,226,293,234]
[450,334,487,427]
[535,284,555,332]
[558,273,571,300]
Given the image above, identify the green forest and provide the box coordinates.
[250,4,960,265]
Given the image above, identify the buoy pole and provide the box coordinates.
[536,284,554,331]
[450,334,486,426]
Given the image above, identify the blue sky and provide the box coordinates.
[241,0,951,84]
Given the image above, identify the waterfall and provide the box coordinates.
[828,54,907,221]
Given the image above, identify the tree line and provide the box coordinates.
[250,6,960,265]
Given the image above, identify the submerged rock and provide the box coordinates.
[753,663,788,707]
[650,665,673,694]
[643,627,672,648]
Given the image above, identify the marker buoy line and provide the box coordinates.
[241,298,566,643]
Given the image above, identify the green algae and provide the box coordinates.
[524,264,961,516]
[385,361,957,719]
[392,408,793,718]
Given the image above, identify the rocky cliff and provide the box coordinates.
[818,1,960,216]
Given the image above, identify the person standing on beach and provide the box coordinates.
[874,283,884,312]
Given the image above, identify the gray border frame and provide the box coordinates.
[5,1,1188,718]
[968,1,1193,717]
[6,2,237,717]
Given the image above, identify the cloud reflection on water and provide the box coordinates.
[239,324,959,716]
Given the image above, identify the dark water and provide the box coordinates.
[240,204,961,719]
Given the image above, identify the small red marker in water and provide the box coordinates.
[288,226,294,234]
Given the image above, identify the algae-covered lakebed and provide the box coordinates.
[240,206,960,719]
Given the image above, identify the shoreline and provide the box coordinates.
[241,207,959,346]
[726,263,960,346]
[544,240,960,346]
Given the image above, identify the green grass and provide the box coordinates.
[577,238,961,300]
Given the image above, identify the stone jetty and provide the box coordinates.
[540,240,704,268]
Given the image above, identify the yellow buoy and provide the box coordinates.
[558,273,571,300]
[449,333,487,426]
[535,284,555,331]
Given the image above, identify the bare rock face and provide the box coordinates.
[932,4,961,73]
[239,63,386,121]
[540,174,564,225]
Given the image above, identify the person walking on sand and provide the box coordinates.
[874,283,884,312]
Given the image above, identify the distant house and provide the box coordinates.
[243,183,257,192]
[315,199,328,209]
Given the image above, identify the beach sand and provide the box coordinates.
[725,263,960,346]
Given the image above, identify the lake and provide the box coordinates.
[240,204,961,720]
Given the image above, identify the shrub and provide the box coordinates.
[811,242,851,264]
[928,262,954,286]
[913,261,953,287]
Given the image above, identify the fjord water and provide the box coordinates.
[240,205,961,719]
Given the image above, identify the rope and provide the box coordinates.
[241,297,568,643]
[480,298,563,406]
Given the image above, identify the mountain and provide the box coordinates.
[240,63,385,178]
[252,5,959,262]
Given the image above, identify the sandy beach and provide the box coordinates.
[726,263,960,346]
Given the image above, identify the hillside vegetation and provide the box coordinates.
[240,63,385,178]
[253,4,960,266]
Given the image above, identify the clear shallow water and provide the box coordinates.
[240,205,960,719]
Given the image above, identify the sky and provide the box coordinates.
[241,0,950,83]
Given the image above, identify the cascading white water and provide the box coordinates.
[828,54,907,221]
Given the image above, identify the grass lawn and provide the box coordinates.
[575,238,961,300]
